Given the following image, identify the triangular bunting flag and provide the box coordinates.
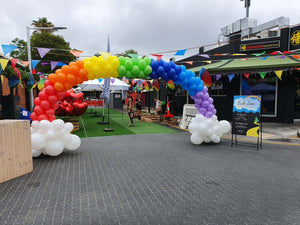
[198,54,210,58]
[0,59,9,71]
[50,61,59,70]
[292,55,300,59]
[214,53,229,56]
[282,51,291,54]
[251,51,266,57]
[260,56,269,60]
[31,60,40,70]
[174,49,187,56]
[57,62,67,66]
[127,54,138,63]
[151,54,163,62]
[274,70,283,80]
[216,74,221,81]
[228,74,235,82]
[21,61,29,66]
[203,61,211,64]
[239,58,249,61]
[11,58,19,69]
[275,55,286,59]
[70,50,83,57]
[1,44,18,56]
[37,48,51,59]
[269,51,282,55]
[259,72,267,79]
[233,53,247,56]
[243,73,250,79]
[32,69,36,74]
[184,61,193,65]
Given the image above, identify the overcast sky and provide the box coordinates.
[1,0,300,60]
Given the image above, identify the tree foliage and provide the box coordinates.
[31,17,55,34]
[115,49,138,57]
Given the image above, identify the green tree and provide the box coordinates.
[10,38,27,60]
[31,17,55,33]
[115,49,138,57]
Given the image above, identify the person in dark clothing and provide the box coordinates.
[126,92,134,126]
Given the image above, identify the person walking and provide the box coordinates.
[154,98,162,115]
[127,92,134,126]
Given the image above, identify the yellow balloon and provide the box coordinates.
[93,65,101,75]
[112,70,119,78]
[83,61,93,71]
[112,58,120,68]
[88,73,95,80]
[90,56,98,64]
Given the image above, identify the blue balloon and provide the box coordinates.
[161,72,169,81]
[168,68,176,80]
[181,65,187,72]
[157,66,165,76]
[151,60,158,71]
[188,77,197,86]
[178,71,186,82]
[163,61,171,72]
[173,74,179,82]
[186,70,195,80]
[189,90,196,97]
[182,78,189,90]
[196,83,203,92]
[175,65,182,74]
[158,59,164,67]
[169,61,176,69]
[150,71,158,79]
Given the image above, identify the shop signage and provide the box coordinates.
[232,95,261,137]
[289,25,300,50]
[240,41,280,52]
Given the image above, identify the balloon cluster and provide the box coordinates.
[48,60,88,92]
[192,86,216,118]
[30,80,65,122]
[55,90,88,117]
[118,56,152,79]
[31,119,81,157]
[189,114,231,145]
[83,55,120,80]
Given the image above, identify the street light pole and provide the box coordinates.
[26,26,67,112]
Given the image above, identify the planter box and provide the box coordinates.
[0,120,33,183]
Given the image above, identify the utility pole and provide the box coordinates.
[240,0,250,17]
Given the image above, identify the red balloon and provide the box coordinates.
[40,100,51,110]
[57,91,66,101]
[45,108,55,117]
[34,106,44,115]
[30,112,37,121]
[48,115,56,122]
[38,91,48,100]
[44,80,51,87]
[45,85,56,95]
[37,114,49,121]
[34,97,41,106]
[48,95,59,105]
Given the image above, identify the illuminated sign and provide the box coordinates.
[290,30,300,46]
[240,41,280,52]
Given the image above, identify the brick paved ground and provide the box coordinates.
[1,132,300,225]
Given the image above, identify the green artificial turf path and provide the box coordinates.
[68,108,178,138]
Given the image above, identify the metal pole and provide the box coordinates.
[26,26,34,112]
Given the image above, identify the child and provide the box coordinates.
[154,98,162,115]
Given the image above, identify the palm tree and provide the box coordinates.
[31,17,55,33]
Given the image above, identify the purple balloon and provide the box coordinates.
[208,104,215,111]
[198,107,207,115]
[202,100,209,108]
[195,99,202,105]
[195,91,203,99]
[208,97,213,104]
[202,86,208,93]
[205,111,213,118]
[203,93,209,100]
[212,109,216,115]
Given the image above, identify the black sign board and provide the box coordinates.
[240,40,280,52]
[289,25,300,50]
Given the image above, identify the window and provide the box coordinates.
[241,73,277,116]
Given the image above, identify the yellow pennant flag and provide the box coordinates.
[0,59,9,71]
[203,61,211,64]
[274,70,283,80]
[99,52,111,60]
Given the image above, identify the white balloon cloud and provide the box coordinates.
[188,114,231,145]
[30,119,81,157]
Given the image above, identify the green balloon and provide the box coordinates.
[125,59,133,70]
[131,65,140,76]
[118,65,126,76]
[138,71,145,78]
[125,71,132,79]
[118,56,126,65]
[138,60,146,70]
[144,57,151,65]
[144,65,152,75]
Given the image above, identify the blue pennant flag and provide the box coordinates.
[57,62,67,67]
[174,49,187,56]
[31,60,40,70]
[228,74,235,82]
[1,45,18,56]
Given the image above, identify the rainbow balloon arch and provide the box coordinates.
[30,54,231,157]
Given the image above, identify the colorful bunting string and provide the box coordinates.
[11,59,19,69]
[228,74,235,82]
[174,49,187,56]
[274,70,283,80]
[1,44,18,56]
[31,60,40,70]
[198,54,210,58]
[259,72,267,79]
[50,61,59,70]
[0,59,9,71]
[70,50,83,57]
[243,73,250,79]
[151,54,163,62]
[216,74,221,81]
[37,48,51,59]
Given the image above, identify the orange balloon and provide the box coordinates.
[76,77,84,84]
[64,82,73,92]
[70,65,79,76]
[56,73,66,83]
[48,73,57,84]
[69,62,76,67]
[79,68,88,79]
[54,82,64,91]
[76,60,84,69]
[61,65,70,74]
[66,74,77,85]
[55,69,62,75]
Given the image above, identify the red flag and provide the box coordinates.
[32,69,36,74]
[151,54,163,62]
[292,55,300,59]
[184,61,193,65]
[70,50,83,57]
[11,58,19,69]
[282,51,291,54]
[243,73,250,79]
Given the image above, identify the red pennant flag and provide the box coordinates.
[11,58,19,69]
[151,54,163,62]
[282,51,291,54]
[32,69,36,74]
[70,50,83,57]
[292,55,300,59]
[243,73,250,79]
[184,61,193,65]
[21,61,29,66]
[214,53,229,56]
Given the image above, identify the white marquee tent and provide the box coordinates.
[78,78,129,91]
